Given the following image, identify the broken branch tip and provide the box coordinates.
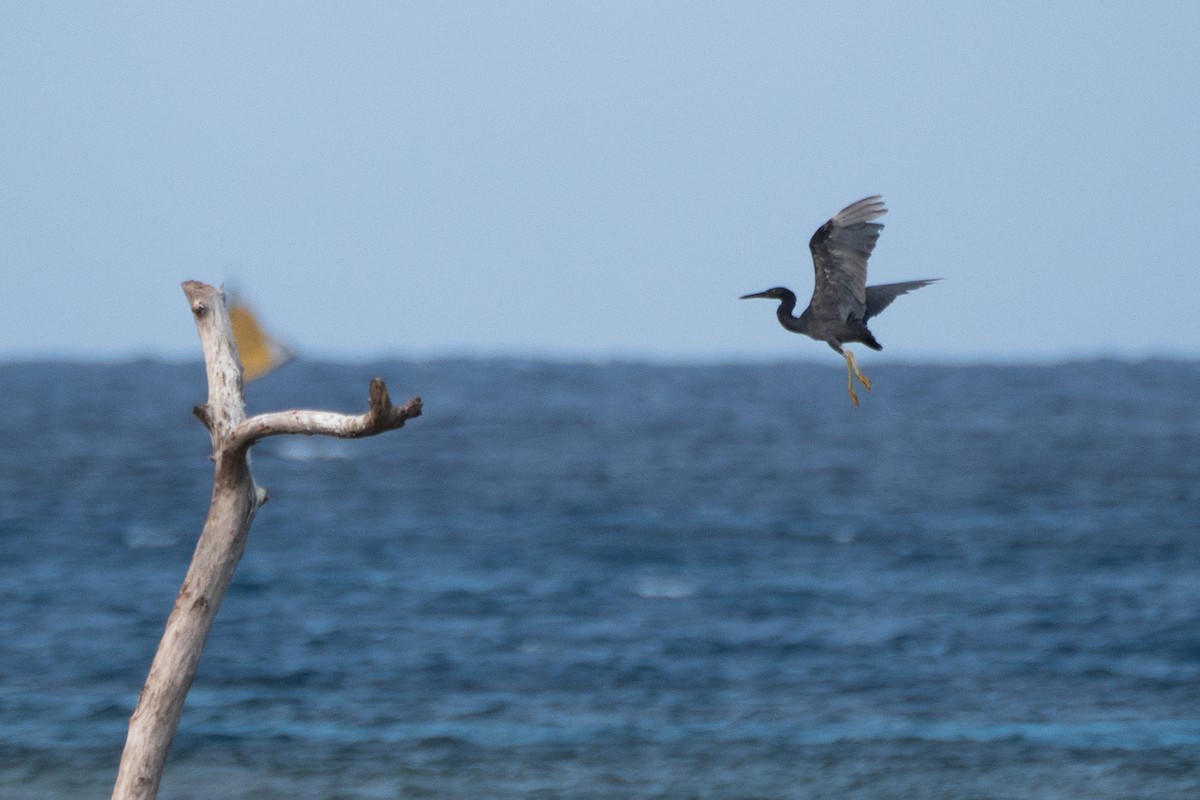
[193,404,213,430]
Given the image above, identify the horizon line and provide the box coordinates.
[2,352,1197,369]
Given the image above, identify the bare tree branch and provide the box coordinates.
[230,378,423,451]
[111,281,421,800]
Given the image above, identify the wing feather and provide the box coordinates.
[808,196,887,322]
[864,279,939,322]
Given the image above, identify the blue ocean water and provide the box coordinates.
[1,359,1198,799]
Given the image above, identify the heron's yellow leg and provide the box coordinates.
[843,351,859,407]
[845,349,872,392]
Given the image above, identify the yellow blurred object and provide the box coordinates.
[229,300,293,381]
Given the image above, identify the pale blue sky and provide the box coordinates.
[2,3,1197,362]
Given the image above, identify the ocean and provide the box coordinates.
[1,359,1197,799]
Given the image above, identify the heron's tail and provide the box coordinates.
[846,319,883,351]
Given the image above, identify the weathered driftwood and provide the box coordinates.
[111,281,421,800]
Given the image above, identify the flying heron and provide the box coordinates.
[741,196,938,406]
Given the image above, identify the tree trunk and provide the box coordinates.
[111,281,421,800]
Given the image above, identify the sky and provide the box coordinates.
[2,2,1198,363]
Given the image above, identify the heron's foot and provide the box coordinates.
[843,349,871,402]
[843,352,860,407]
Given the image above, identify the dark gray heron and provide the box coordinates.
[741,196,938,406]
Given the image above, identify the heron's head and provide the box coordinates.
[739,287,791,301]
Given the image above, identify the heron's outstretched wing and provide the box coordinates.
[808,196,886,322]
[864,279,939,322]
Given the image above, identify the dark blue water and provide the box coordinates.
[1,359,1198,799]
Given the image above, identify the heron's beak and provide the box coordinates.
[739,290,771,300]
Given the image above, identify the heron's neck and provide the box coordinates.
[774,291,798,321]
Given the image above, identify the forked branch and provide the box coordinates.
[112,281,421,800]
